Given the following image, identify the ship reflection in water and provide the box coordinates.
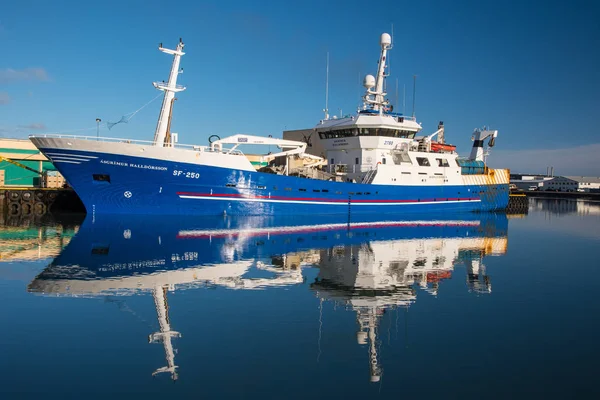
[27,213,508,383]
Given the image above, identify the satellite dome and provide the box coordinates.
[380,33,392,47]
[363,74,375,89]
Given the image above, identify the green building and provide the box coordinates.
[0,138,57,187]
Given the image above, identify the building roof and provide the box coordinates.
[564,176,600,184]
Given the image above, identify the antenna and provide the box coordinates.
[357,71,361,110]
[323,52,329,120]
[403,84,406,115]
[395,78,398,111]
[389,23,393,77]
[411,75,417,118]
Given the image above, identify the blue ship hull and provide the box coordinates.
[41,148,509,216]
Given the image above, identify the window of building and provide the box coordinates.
[417,157,430,166]
[330,158,334,165]
[355,157,359,165]
[382,158,386,164]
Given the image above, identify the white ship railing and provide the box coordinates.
[328,164,375,174]
[153,82,186,91]
[29,134,245,156]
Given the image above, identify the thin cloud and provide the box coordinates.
[0,123,47,138]
[18,123,46,130]
[0,91,9,105]
[488,143,600,176]
[0,68,50,83]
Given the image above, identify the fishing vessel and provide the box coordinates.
[29,34,509,216]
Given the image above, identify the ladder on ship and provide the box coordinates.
[362,169,377,184]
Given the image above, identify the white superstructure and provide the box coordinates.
[312,232,508,382]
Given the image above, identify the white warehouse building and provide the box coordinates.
[541,176,600,192]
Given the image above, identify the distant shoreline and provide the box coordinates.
[519,191,600,201]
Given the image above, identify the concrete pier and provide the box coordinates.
[0,187,85,217]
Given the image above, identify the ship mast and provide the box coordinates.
[362,33,392,114]
[149,285,181,380]
[152,39,186,147]
[373,33,391,112]
[356,308,382,382]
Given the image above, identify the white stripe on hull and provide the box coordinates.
[49,156,91,162]
[178,220,481,237]
[52,160,82,164]
[178,195,481,206]
[45,152,98,159]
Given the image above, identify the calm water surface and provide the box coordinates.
[1,198,599,399]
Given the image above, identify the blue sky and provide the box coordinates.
[1,0,599,174]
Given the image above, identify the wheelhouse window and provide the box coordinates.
[357,128,416,138]
[319,128,416,139]
[436,158,450,167]
[416,157,430,166]
[319,129,356,139]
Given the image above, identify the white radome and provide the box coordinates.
[380,33,392,47]
[363,74,376,89]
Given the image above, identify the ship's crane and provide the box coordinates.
[469,128,498,162]
[210,134,325,175]
[210,134,308,157]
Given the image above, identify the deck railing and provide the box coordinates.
[29,134,245,156]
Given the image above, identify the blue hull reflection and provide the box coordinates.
[29,213,509,382]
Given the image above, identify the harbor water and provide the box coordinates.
[1,198,599,398]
